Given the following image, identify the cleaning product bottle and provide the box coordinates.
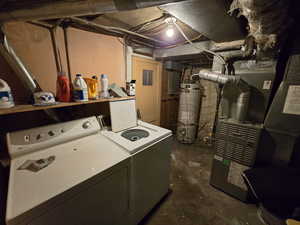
[0,79,15,108]
[73,74,88,102]
[83,76,98,100]
[100,74,109,98]
[56,71,71,102]
[92,75,99,99]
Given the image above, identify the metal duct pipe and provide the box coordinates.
[63,26,73,84]
[192,69,249,91]
[192,69,231,84]
[0,0,187,23]
[223,36,256,64]
[0,30,39,93]
[0,28,60,122]
[192,69,250,122]
[236,91,250,122]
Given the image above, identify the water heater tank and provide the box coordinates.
[177,81,204,143]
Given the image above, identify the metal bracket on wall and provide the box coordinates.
[61,22,73,85]
[29,20,73,92]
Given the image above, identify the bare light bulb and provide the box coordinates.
[166,27,175,38]
[164,17,177,39]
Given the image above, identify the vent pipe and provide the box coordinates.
[0,28,60,121]
[0,30,39,93]
[0,0,187,22]
[192,69,250,122]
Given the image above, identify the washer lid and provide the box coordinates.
[6,133,130,222]
[109,99,137,132]
[101,121,172,154]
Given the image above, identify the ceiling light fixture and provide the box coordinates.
[165,17,177,38]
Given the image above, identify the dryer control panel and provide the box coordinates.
[7,116,100,158]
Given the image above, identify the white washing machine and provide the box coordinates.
[100,99,173,225]
[6,117,131,225]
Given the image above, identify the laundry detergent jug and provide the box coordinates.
[0,79,14,108]
[73,74,88,102]
[84,76,98,100]
[56,71,71,102]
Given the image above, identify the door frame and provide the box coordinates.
[132,55,162,125]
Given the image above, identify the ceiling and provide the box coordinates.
[2,0,247,66]
[88,7,207,47]
[2,0,246,51]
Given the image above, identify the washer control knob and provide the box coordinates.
[48,131,55,136]
[24,135,30,142]
[36,134,44,140]
[82,121,91,129]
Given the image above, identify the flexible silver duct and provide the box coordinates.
[192,69,250,122]
[0,0,187,22]
[192,69,232,85]
[0,31,38,93]
[0,29,60,121]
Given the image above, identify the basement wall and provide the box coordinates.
[1,22,125,103]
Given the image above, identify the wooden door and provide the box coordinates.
[132,56,162,125]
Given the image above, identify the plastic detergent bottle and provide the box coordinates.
[0,79,14,108]
[100,74,109,98]
[92,75,99,99]
[73,74,88,102]
[83,76,98,100]
[56,72,71,102]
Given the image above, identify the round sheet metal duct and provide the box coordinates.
[192,69,250,122]
[0,0,187,22]
[0,33,38,93]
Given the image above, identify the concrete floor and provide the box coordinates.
[140,140,265,225]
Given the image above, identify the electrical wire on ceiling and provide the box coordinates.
[173,21,225,64]
[123,14,168,47]
[131,14,168,33]
[123,13,207,50]
[121,14,224,65]
[160,34,202,49]
[116,37,125,46]
[140,23,167,36]
[64,13,224,65]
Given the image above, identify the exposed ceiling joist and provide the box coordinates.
[70,17,165,45]
[0,0,189,22]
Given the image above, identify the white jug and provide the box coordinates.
[0,79,15,108]
[73,74,88,102]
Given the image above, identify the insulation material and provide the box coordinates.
[229,0,292,51]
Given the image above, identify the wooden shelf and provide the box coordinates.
[0,96,135,116]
